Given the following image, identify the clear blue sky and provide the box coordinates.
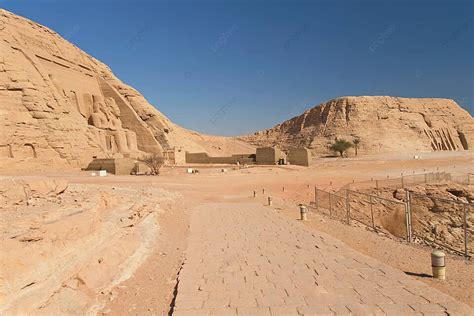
[2,0,472,136]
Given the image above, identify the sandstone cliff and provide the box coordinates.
[239,96,474,156]
[0,9,253,171]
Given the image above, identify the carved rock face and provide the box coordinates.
[0,9,255,171]
[239,96,474,156]
[0,9,164,167]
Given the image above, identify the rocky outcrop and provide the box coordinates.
[375,182,473,255]
[0,179,175,314]
[239,96,474,156]
[0,177,68,208]
[0,9,253,171]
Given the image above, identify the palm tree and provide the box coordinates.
[353,137,361,156]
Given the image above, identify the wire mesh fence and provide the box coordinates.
[313,189,347,222]
[409,192,471,256]
[341,172,452,191]
[450,174,473,185]
[312,177,472,257]
[346,190,408,239]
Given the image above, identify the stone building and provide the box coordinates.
[85,158,137,175]
[163,147,186,165]
[256,147,287,165]
[287,147,311,166]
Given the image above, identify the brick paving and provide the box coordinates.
[173,203,472,315]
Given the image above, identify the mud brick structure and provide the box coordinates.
[288,147,312,166]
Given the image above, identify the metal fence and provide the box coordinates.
[450,174,473,185]
[409,192,472,256]
[312,184,472,257]
[346,190,408,239]
[338,172,453,192]
[314,189,347,222]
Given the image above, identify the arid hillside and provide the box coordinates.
[0,9,254,171]
[239,96,474,156]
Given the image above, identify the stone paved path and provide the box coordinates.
[173,203,472,315]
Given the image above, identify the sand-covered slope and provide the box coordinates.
[0,9,253,171]
[239,96,474,156]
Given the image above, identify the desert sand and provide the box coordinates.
[1,151,473,315]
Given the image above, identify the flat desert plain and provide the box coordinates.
[1,150,472,315]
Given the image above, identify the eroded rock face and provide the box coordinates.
[370,182,473,255]
[0,9,254,171]
[0,180,175,314]
[239,96,474,155]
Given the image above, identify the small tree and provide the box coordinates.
[140,154,165,175]
[330,139,353,157]
[353,137,360,156]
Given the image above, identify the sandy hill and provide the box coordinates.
[239,96,474,156]
[0,9,254,171]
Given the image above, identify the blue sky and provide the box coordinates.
[2,0,472,136]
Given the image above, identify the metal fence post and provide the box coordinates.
[463,204,468,257]
[405,190,412,242]
[424,173,427,183]
[346,190,350,225]
[401,176,404,188]
[370,195,375,230]
[328,193,332,217]
[375,180,379,189]
[315,187,318,211]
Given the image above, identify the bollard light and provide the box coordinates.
[268,196,272,206]
[299,204,307,221]
[262,188,265,194]
[282,186,285,192]
[253,190,256,198]
[431,250,446,280]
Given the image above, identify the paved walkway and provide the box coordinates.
[173,203,472,315]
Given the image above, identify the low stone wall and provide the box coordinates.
[185,152,255,164]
